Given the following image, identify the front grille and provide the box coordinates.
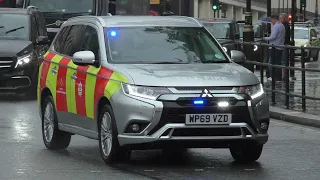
[0,57,15,73]
[175,97,238,106]
[172,128,242,137]
[174,86,234,91]
[149,101,256,135]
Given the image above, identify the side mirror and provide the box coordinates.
[230,50,246,63]
[36,36,50,45]
[72,51,95,66]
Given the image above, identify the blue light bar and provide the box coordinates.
[193,100,204,105]
[110,30,117,37]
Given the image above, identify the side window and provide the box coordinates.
[53,26,70,54]
[64,25,87,57]
[80,26,100,61]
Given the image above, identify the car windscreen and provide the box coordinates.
[0,14,29,40]
[294,29,308,39]
[29,0,94,14]
[105,26,229,64]
[202,22,231,39]
[239,23,261,38]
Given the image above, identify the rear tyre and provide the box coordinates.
[42,96,71,150]
[229,141,263,163]
[98,104,131,164]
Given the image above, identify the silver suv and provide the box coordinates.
[38,15,270,165]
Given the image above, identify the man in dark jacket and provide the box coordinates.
[162,0,174,16]
[280,13,291,80]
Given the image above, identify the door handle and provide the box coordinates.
[51,67,57,75]
[71,74,77,82]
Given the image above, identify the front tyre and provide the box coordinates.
[98,104,130,164]
[42,96,71,149]
[229,141,263,163]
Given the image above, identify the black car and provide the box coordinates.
[238,20,270,66]
[199,18,241,55]
[0,7,49,96]
[16,0,150,42]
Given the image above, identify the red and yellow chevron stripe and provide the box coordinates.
[37,51,128,120]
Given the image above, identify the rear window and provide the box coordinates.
[105,26,229,64]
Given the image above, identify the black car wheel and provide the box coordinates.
[230,141,263,163]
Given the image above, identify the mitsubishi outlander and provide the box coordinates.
[38,15,270,165]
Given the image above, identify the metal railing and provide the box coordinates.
[237,42,320,112]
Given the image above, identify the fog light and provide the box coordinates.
[132,124,140,132]
[260,122,268,130]
[218,101,229,107]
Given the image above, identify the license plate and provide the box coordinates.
[185,114,232,125]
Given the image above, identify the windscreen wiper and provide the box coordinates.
[0,26,24,36]
[152,62,187,64]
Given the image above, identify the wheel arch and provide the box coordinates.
[96,96,111,122]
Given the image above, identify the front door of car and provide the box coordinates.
[71,25,102,134]
[62,24,101,136]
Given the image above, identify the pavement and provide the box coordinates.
[0,97,320,180]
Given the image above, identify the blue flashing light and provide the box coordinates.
[110,30,117,37]
[193,100,204,105]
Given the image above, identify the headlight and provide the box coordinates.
[238,84,264,99]
[15,54,31,68]
[222,47,227,52]
[122,84,172,100]
[254,45,258,51]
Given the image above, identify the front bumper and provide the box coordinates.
[0,63,36,93]
[112,90,270,149]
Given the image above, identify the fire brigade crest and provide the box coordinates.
[78,82,83,97]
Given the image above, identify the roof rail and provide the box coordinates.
[107,13,112,16]
[68,16,106,26]
[26,5,39,13]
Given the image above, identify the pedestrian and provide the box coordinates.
[162,0,174,16]
[280,13,290,80]
[263,14,286,81]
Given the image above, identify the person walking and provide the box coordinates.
[280,13,290,80]
[263,14,286,81]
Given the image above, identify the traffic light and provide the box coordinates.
[212,0,220,11]
[300,0,306,8]
[289,14,292,23]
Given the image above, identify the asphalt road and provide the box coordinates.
[0,97,319,180]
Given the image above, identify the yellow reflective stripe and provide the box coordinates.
[37,62,44,106]
[85,66,101,119]
[105,72,128,99]
[66,62,78,114]
[46,55,63,104]
[43,51,49,58]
